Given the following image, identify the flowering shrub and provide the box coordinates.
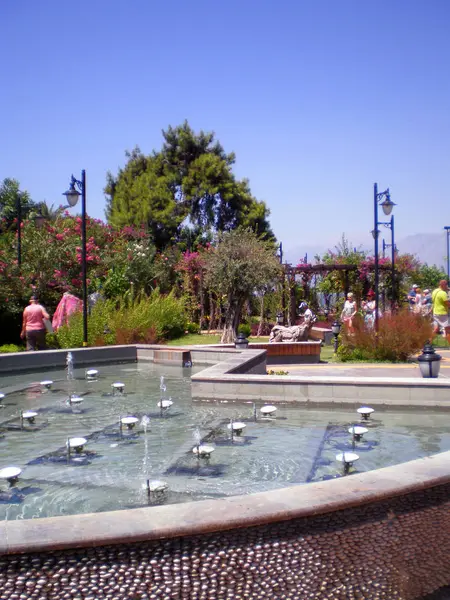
[338,310,433,362]
[56,290,187,348]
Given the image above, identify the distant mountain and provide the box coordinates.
[284,233,448,270]
[397,233,447,269]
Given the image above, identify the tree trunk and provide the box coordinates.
[256,294,264,337]
[208,292,215,331]
[221,298,243,344]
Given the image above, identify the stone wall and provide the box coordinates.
[1,482,449,600]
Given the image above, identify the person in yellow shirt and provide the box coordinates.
[431,280,450,335]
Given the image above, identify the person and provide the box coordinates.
[340,292,357,331]
[407,284,418,310]
[431,280,450,335]
[413,287,422,314]
[298,302,317,324]
[361,290,376,328]
[21,295,50,351]
[421,289,432,317]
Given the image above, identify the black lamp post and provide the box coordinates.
[63,170,88,346]
[372,183,396,329]
[418,343,442,378]
[444,227,450,282]
[331,320,341,354]
[380,215,396,309]
[234,332,249,350]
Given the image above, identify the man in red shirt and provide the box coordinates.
[20,295,50,351]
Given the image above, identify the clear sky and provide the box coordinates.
[1,0,450,256]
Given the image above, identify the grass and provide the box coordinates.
[319,345,339,363]
[432,335,450,348]
[164,334,270,346]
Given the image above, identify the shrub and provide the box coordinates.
[238,323,252,337]
[56,290,187,348]
[185,321,201,334]
[339,310,433,362]
[0,343,23,353]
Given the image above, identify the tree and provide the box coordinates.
[0,178,34,230]
[414,264,448,291]
[203,229,281,343]
[105,122,274,248]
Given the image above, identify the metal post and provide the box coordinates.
[445,227,450,282]
[17,193,22,268]
[391,215,395,309]
[81,170,88,346]
[374,183,380,331]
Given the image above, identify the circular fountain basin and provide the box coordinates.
[40,380,53,389]
[22,411,38,423]
[348,425,368,437]
[0,466,22,483]
[158,400,173,409]
[357,406,374,418]
[112,383,125,392]
[227,422,247,434]
[121,416,139,429]
[261,405,277,416]
[192,444,215,458]
[148,480,168,493]
[86,369,99,379]
[66,437,87,452]
[69,395,83,404]
[336,452,360,465]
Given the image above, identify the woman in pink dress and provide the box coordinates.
[20,295,50,351]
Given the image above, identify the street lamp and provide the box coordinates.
[380,215,396,309]
[63,170,88,346]
[373,183,396,330]
[444,227,450,282]
[331,320,341,354]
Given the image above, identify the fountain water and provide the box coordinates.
[66,352,74,381]
[141,415,151,433]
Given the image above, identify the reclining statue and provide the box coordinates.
[269,315,315,343]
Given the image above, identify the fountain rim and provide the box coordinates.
[0,451,448,555]
[0,344,450,556]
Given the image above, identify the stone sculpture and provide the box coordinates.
[269,316,315,343]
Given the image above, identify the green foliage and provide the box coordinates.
[0,178,34,229]
[414,264,448,291]
[185,321,201,334]
[0,343,23,353]
[56,291,187,348]
[204,228,281,342]
[105,122,274,248]
[238,323,251,337]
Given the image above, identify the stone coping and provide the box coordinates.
[0,451,448,556]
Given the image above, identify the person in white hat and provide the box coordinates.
[407,284,418,311]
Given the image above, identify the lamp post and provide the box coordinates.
[331,320,341,354]
[278,241,286,325]
[380,215,396,309]
[444,227,450,282]
[63,170,88,346]
[372,183,395,330]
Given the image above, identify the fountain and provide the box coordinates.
[336,451,359,475]
[0,392,5,407]
[21,411,38,425]
[157,398,173,414]
[68,394,83,406]
[227,420,246,437]
[40,380,53,390]
[86,369,99,380]
[145,479,168,501]
[348,425,368,442]
[192,444,215,459]
[112,382,125,394]
[261,405,277,417]
[121,416,139,430]
[357,406,374,420]
[66,352,74,381]
[0,466,22,486]
[66,437,87,455]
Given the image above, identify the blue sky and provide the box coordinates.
[1,0,450,258]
